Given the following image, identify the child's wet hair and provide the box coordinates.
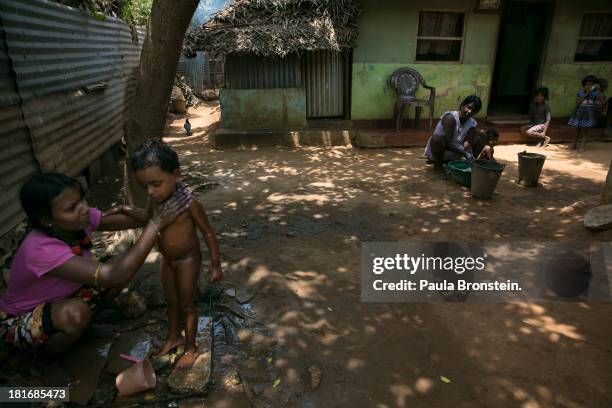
[534,87,549,100]
[20,172,84,229]
[582,75,597,86]
[485,129,500,140]
[460,95,482,114]
[130,138,180,174]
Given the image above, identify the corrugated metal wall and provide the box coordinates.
[177,54,186,76]
[304,51,345,118]
[0,0,142,237]
[0,21,37,238]
[185,51,204,95]
[203,52,224,90]
[225,54,302,89]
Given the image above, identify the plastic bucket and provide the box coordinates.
[448,160,472,187]
[115,358,156,397]
[471,159,505,199]
[518,152,546,187]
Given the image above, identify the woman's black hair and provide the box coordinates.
[582,75,598,86]
[130,138,180,174]
[534,87,549,100]
[20,172,84,229]
[460,95,482,115]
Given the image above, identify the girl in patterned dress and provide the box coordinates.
[569,75,600,150]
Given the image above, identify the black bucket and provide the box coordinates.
[471,159,505,199]
[518,152,546,187]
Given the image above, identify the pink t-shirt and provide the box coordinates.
[0,208,102,316]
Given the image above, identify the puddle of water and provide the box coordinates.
[128,337,152,361]
[198,316,212,332]
[211,301,279,392]
[240,303,254,314]
[96,342,113,359]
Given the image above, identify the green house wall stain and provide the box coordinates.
[220,88,307,129]
[351,0,612,120]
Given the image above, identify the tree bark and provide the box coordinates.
[604,160,612,204]
[125,0,198,206]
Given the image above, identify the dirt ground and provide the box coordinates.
[91,102,612,408]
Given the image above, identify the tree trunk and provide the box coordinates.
[604,160,612,204]
[125,0,198,206]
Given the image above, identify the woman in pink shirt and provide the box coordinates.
[0,172,191,354]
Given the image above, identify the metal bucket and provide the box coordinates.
[471,159,505,199]
[518,152,546,187]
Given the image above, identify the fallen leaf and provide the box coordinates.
[440,376,451,383]
[267,357,273,364]
[144,392,156,401]
[273,378,281,388]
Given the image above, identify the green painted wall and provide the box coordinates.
[352,0,501,120]
[220,88,307,129]
[540,0,612,116]
[352,0,612,119]
[352,64,492,119]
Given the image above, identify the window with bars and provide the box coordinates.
[416,11,465,62]
[574,12,612,62]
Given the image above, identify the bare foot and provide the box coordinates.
[154,337,183,356]
[208,267,224,283]
[175,349,198,369]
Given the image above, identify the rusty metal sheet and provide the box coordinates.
[0,0,142,237]
[22,76,134,176]
[0,22,37,237]
[0,0,139,100]
[185,51,204,95]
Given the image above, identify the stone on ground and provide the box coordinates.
[167,317,213,395]
[584,204,612,231]
[603,160,612,204]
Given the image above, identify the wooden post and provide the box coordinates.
[604,160,612,204]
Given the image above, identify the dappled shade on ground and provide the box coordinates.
[85,103,612,407]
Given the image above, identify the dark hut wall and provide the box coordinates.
[220,54,305,129]
[225,54,302,89]
[220,86,307,129]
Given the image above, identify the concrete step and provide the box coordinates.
[213,128,355,149]
[353,128,609,148]
[307,119,353,129]
[486,118,529,126]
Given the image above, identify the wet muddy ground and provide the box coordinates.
[3,102,611,407]
[158,105,612,407]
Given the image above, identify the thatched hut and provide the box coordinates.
[185,0,361,131]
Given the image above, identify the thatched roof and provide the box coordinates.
[184,0,361,57]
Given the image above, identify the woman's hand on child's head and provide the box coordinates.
[154,188,192,229]
[208,266,224,283]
